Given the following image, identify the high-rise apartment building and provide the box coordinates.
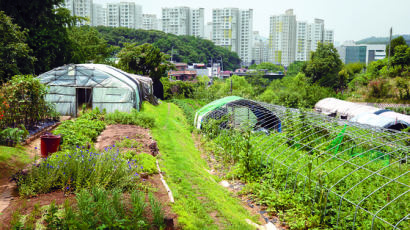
[252,31,269,65]
[64,0,93,26]
[161,7,204,37]
[205,22,213,40]
[324,29,334,44]
[107,3,120,27]
[212,8,253,66]
[142,14,159,30]
[92,3,106,26]
[269,9,297,66]
[106,2,142,29]
[161,7,190,36]
[296,21,308,61]
[308,19,325,53]
[190,8,205,38]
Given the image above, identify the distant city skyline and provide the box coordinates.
[93,0,410,44]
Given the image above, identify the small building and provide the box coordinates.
[168,70,197,81]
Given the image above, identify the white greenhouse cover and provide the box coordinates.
[350,113,409,129]
[38,64,141,116]
[315,98,380,119]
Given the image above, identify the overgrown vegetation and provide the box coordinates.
[105,109,155,129]
[200,110,409,229]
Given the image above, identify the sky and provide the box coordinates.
[95,0,410,44]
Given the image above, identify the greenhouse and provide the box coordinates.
[38,64,145,116]
[315,98,410,130]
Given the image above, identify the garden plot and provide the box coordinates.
[0,109,178,229]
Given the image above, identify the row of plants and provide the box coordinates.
[105,109,155,129]
[200,109,409,229]
[11,187,165,229]
[386,106,410,115]
[52,108,105,149]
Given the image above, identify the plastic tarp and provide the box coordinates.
[350,113,409,130]
[130,74,158,105]
[38,64,141,116]
[194,96,242,129]
[315,98,380,119]
[376,111,410,125]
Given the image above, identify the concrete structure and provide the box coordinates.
[252,31,269,64]
[212,8,253,66]
[295,21,308,61]
[142,14,159,30]
[308,19,325,53]
[190,8,205,38]
[106,2,142,29]
[92,3,106,26]
[162,7,190,36]
[161,7,204,37]
[64,0,93,26]
[337,44,386,64]
[205,22,213,40]
[324,29,334,44]
[269,9,297,66]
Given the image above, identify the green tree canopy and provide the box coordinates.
[250,62,284,72]
[287,61,305,76]
[95,27,241,70]
[0,11,36,82]
[117,43,174,81]
[386,36,407,57]
[302,42,343,89]
[391,44,410,67]
[68,26,115,64]
[0,0,77,74]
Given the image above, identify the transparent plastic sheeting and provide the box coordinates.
[198,98,409,229]
[38,64,141,116]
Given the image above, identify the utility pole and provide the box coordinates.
[388,27,392,71]
[171,46,174,63]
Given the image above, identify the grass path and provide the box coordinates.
[142,102,257,230]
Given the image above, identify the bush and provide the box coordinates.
[0,75,55,129]
[368,79,390,98]
[105,109,155,129]
[53,108,105,149]
[16,145,142,197]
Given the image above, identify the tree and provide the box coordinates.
[117,43,174,99]
[302,42,343,89]
[386,36,407,57]
[251,62,284,72]
[391,45,410,68]
[69,26,115,64]
[287,61,305,76]
[0,0,77,74]
[0,11,36,82]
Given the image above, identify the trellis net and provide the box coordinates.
[199,99,409,229]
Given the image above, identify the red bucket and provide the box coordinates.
[40,133,61,158]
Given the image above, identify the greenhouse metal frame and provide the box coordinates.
[197,98,409,229]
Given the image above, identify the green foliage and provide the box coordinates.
[0,126,29,146]
[250,62,284,72]
[0,1,79,74]
[0,75,54,129]
[15,145,142,197]
[391,44,410,67]
[386,106,410,115]
[161,77,195,99]
[53,108,105,149]
[386,36,407,57]
[0,11,36,82]
[68,26,115,64]
[105,109,155,129]
[287,61,305,76]
[259,73,336,108]
[132,153,158,175]
[149,192,165,229]
[201,111,409,229]
[117,43,174,81]
[302,42,343,89]
[170,99,207,127]
[95,26,241,70]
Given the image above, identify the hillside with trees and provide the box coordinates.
[95,27,241,70]
[356,34,410,45]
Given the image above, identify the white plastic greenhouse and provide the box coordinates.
[38,64,144,116]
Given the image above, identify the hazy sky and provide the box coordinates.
[95,0,410,43]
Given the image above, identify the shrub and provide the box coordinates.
[16,146,141,197]
[105,109,155,129]
[53,108,105,149]
[368,79,390,98]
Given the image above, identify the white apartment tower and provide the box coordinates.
[107,3,120,27]
[190,8,205,38]
[308,18,325,53]
[142,14,159,30]
[212,8,253,66]
[252,31,269,65]
[106,2,142,29]
[92,4,106,26]
[161,7,190,36]
[269,9,297,66]
[64,0,93,26]
[324,29,334,44]
[296,21,308,61]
